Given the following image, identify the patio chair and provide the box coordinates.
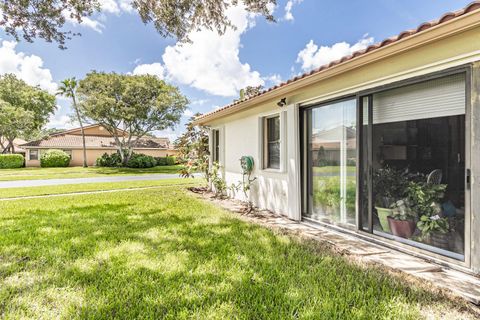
[427,169,442,184]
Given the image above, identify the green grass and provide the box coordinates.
[0,185,473,319]
[0,165,184,181]
[0,178,201,199]
[313,166,356,174]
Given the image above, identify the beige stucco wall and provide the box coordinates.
[206,22,480,209]
[25,148,176,167]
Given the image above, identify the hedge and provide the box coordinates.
[155,156,176,166]
[126,153,156,168]
[40,149,70,167]
[0,154,24,169]
[96,153,122,167]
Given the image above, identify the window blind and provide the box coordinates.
[365,73,465,124]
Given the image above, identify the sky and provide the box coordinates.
[0,0,471,142]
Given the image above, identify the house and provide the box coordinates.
[194,2,480,276]
[20,124,177,167]
[0,137,26,155]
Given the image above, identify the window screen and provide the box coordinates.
[265,116,280,169]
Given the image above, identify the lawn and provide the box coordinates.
[0,185,474,319]
[0,178,200,199]
[0,165,184,181]
[313,166,356,174]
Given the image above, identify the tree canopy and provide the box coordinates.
[0,74,56,153]
[77,71,188,164]
[0,0,276,49]
[175,112,209,177]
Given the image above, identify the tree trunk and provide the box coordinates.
[72,95,87,168]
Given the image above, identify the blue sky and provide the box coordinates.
[0,0,469,141]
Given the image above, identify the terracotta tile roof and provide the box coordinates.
[196,1,480,122]
[21,134,170,149]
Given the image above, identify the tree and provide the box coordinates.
[175,113,209,179]
[235,85,263,103]
[0,102,35,153]
[0,74,56,153]
[0,0,276,49]
[57,78,88,167]
[77,71,188,165]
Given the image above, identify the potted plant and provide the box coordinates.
[387,199,416,238]
[406,181,448,247]
[417,214,450,250]
[373,167,409,233]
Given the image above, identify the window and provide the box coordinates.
[29,149,39,160]
[212,129,220,163]
[264,115,280,169]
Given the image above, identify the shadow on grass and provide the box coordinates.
[0,189,473,319]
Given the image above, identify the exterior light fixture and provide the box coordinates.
[277,97,287,107]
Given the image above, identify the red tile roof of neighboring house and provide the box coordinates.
[21,134,171,149]
[195,1,480,123]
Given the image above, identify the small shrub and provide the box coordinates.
[166,156,176,165]
[155,157,167,166]
[40,149,70,167]
[0,154,24,169]
[154,156,176,166]
[126,153,156,168]
[96,152,122,167]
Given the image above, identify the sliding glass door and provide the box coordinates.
[303,98,357,226]
[302,70,469,262]
[360,73,468,260]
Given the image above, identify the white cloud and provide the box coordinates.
[63,11,105,33]
[118,0,134,13]
[191,99,209,106]
[99,0,134,14]
[132,63,165,79]
[264,74,282,85]
[47,113,76,129]
[63,0,134,32]
[162,5,264,97]
[99,0,121,14]
[0,40,57,93]
[183,109,194,118]
[296,35,374,71]
[284,0,303,21]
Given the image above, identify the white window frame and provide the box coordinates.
[259,111,287,173]
[211,129,220,164]
[29,149,39,161]
[209,126,225,170]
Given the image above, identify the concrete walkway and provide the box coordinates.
[0,173,197,189]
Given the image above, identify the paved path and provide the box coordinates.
[0,173,197,189]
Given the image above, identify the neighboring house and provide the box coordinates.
[20,124,177,167]
[194,3,480,276]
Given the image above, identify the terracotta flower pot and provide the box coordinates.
[375,207,392,233]
[387,216,416,239]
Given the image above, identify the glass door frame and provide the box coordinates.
[300,95,358,230]
[301,64,472,268]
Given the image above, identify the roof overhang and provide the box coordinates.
[193,2,480,126]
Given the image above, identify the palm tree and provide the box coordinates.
[57,78,88,167]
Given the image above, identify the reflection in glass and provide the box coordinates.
[371,116,465,256]
[305,99,356,225]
